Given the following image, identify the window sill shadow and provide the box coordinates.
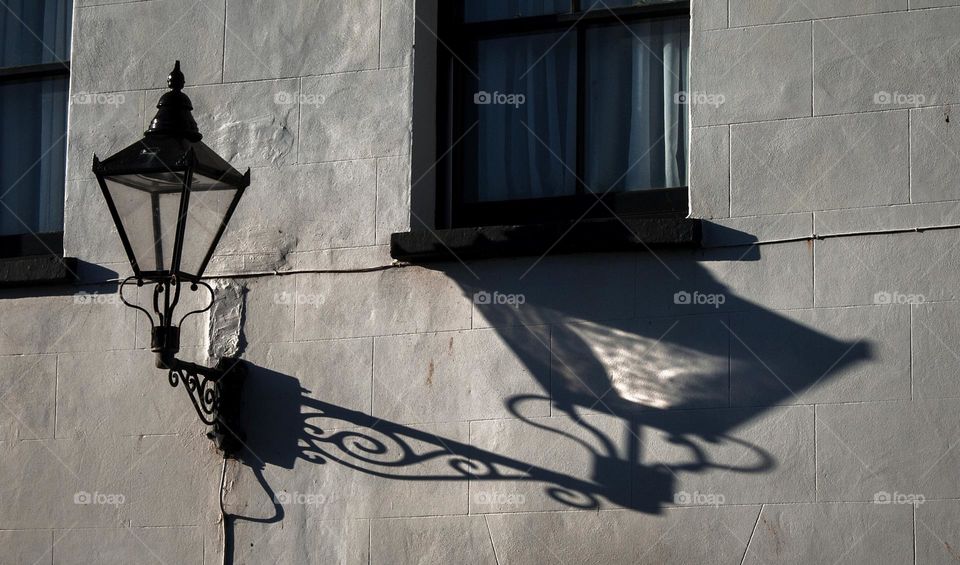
[390,216,702,263]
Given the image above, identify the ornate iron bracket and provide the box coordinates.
[168,360,222,425]
[119,276,247,455]
[165,357,247,455]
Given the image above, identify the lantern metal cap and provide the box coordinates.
[91,134,249,191]
[145,61,202,142]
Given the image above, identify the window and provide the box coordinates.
[0,0,72,247]
[437,0,689,227]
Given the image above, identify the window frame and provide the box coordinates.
[0,56,71,258]
[436,0,691,228]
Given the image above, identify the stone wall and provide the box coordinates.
[2,0,960,563]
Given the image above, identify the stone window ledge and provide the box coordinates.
[0,255,78,288]
[0,233,78,288]
[390,216,702,263]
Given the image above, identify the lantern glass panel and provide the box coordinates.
[103,173,186,274]
[178,172,240,279]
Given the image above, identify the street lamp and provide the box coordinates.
[92,61,249,454]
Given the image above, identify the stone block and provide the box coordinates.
[230,519,369,565]
[914,302,960,399]
[814,230,960,307]
[0,434,218,529]
[245,338,373,421]
[218,160,378,257]
[0,292,137,355]
[730,0,906,27]
[916,500,960,565]
[0,354,56,440]
[815,201,960,236]
[731,112,909,216]
[376,156,411,244]
[371,516,496,565]
[67,90,143,181]
[689,126,730,219]
[691,23,811,126]
[742,503,913,564]
[635,241,813,317]
[64,179,129,266]
[72,0,224,92]
[299,69,412,163]
[911,106,960,203]
[469,254,636,328]
[55,350,194,439]
[293,267,472,340]
[486,506,761,565]
[817,399,960,500]
[144,80,300,169]
[692,0,728,30]
[381,0,414,68]
[373,327,550,424]
[53,526,202,565]
[224,0,379,81]
[814,9,960,114]
[0,530,50,565]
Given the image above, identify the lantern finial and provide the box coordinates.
[145,60,202,142]
[168,60,185,91]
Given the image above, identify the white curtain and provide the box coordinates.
[586,18,688,192]
[471,32,577,202]
[467,17,688,203]
[0,0,71,236]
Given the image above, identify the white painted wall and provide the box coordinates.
[2,0,960,563]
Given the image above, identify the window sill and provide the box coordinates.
[0,233,77,288]
[390,216,702,263]
[0,255,77,288]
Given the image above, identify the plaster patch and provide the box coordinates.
[207,281,246,359]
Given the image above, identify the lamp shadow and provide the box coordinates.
[223,233,874,562]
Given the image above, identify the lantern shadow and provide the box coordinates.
[223,235,875,545]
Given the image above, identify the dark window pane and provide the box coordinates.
[0,76,68,236]
[463,0,571,22]
[462,32,577,203]
[585,17,688,193]
[0,0,73,67]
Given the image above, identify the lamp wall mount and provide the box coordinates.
[119,275,247,455]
